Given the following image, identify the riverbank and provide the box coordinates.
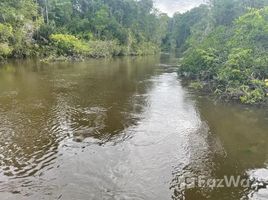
[0,0,169,65]
[180,77,268,106]
[0,33,160,64]
[171,6,268,105]
[41,34,160,62]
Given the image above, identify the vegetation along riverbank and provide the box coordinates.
[169,0,268,104]
[0,0,169,62]
[0,0,267,104]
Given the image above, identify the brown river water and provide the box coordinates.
[0,55,267,200]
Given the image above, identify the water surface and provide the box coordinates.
[0,56,267,200]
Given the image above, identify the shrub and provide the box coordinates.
[0,43,12,57]
[132,42,159,56]
[88,40,121,58]
[240,87,265,104]
[189,81,204,90]
[179,48,219,79]
[34,22,56,43]
[50,34,90,55]
[0,23,13,42]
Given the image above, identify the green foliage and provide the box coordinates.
[0,23,13,42]
[0,0,41,59]
[87,40,121,58]
[180,48,219,80]
[166,5,209,51]
[0,0,38,26]
[0,0,169,62]
[50,34,90,55]
[178,2,268,104]
[211,0,242,26]
[92,6,110,37]
[240,87,266,104]
[189,81,204,90]
[34,22,56,43]
[49,34,158,58]
[130,42,159,56]
[38,0,167,46]
[0,43,12,58]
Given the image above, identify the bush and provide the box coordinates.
[189,81,204,90]
[0,43,12,57]
[48,33,159,59]
[88,40,121,58]
[179,48,219,79]
[0,24,13,60]
[240,87,265,104]
[0,23,13,43]
[34,22,56,43]
[132,42,159,56]
[50,34,90,55]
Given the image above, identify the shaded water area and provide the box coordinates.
[0,55,267,200]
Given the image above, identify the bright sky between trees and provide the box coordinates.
[154,0,205,16]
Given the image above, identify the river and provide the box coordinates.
[0,55,267,200]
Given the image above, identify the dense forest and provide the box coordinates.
[0,0,267,104]
[0,0,169,60]
[170,0,268,104]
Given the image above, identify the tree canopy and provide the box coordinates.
[0,0,169,60]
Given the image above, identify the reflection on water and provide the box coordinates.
[0,57,159,179]
[0,56,267,199]
[186,97,268,200]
